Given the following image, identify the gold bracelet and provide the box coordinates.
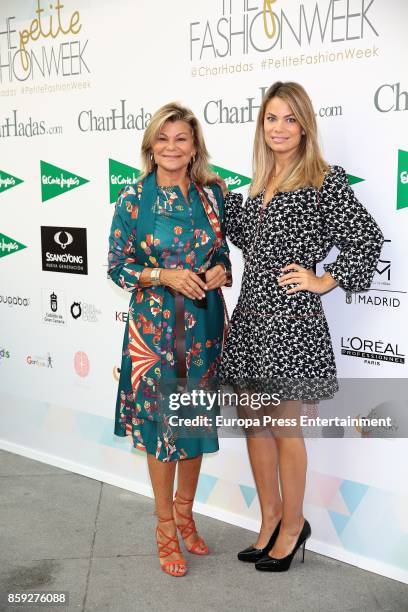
[150,268,162,286]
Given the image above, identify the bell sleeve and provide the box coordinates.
[209,183,232,287]
[107,185,145,292]
[321,165,384,292]
[223,190,246,250]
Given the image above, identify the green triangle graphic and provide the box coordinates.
[0,170,24,194]
[347,174,364,185]
[40,160,89,202]
[210,164,251,191]
[0,232,27,259]
[397,149,408,210]
[109,158,141,203]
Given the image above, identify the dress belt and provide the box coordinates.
[166,272,207,382]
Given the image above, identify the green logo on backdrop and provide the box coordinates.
[210,164,251,191]
[40,161,89,202]
[397,149,408,210]
[0,170,23,194]
[109,158,141,203]
[0,232,27,259]
[347,174,364,185]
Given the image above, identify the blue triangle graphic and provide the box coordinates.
[239,484,257,508]
[340,480,369,515]
[195,473,218,503]
[328,510,350,536]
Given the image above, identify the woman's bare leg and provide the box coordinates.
[174,454,207,552]
[238,389,282,548]
[269,400,307,558]
[246,434,283,548]
[147,453,185,574]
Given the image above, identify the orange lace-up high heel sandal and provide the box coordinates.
[173,491,209,555]
[156,516,187,577]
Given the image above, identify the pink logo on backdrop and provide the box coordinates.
[74,351,90,377]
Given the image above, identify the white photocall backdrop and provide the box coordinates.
[1,0,407,583]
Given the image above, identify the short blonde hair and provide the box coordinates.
[139,102,218,186]
[250,81,329,197]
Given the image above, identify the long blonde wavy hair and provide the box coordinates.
[139,102,219,186]
[250,81,329,197]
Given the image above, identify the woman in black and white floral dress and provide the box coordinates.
[219,81,384,572]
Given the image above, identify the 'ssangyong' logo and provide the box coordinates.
[190,0,379,60]
[0,1,89,83]
[41,161,89,202]
[0,232,27,259]
[0,170,23,194]
[109,159,140,203]
[397,149,408,210]
[41,226,87,275]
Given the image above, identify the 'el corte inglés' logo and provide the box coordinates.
[347,174,364,186]
[210,165,251,191]
[41,161,89,202]
[0,170,23,194]
[207,166,359,191]
[0,232,27,259]
[397,149,408,210]
[109,159,140,203]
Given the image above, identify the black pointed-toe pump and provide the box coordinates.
[237,520,281,563]
[254,519,311,572]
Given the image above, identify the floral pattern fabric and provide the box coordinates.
[108,171,231,462]
[219,165,384,400]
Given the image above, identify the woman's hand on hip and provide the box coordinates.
[278,263,337,295]
[205,264,227,289]
[160,269,207,300]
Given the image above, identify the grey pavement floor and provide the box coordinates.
[1,449,407,612]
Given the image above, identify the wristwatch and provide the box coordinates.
[217,262,233,287]
[150,268,162,286]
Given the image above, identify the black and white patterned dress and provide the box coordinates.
[219,165,384,400]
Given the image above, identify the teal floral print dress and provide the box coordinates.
[108,171,231,462]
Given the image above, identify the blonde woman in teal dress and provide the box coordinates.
[108,103,231,577]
